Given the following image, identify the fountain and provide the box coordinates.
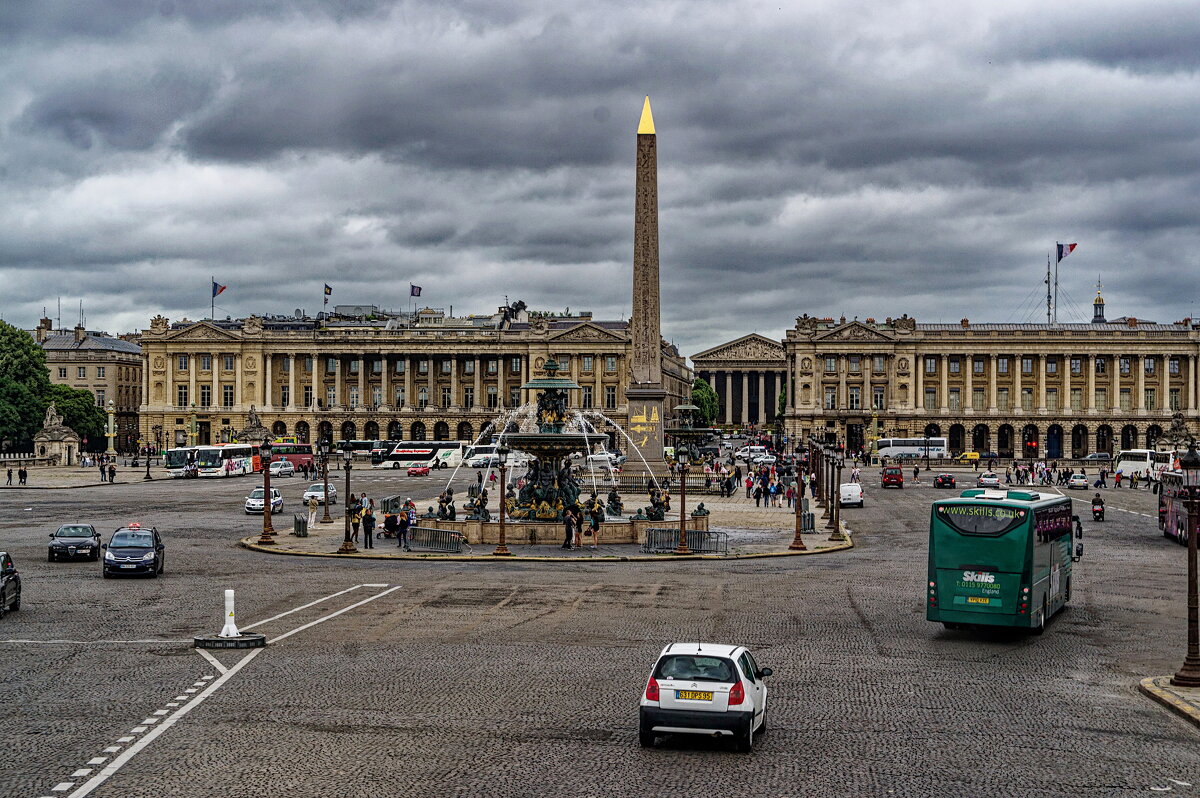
[499,359,608,522]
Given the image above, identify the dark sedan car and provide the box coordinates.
[0,552,20,617]
[933,473,957,488]
[102,525,165,578]
[48,524,102,561]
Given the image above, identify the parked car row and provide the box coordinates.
[40,523,166,579]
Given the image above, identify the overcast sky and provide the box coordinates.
[3,0,1199,357]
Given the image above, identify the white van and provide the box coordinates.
[735,445,767,462]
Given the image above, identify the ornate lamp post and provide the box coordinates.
[674,444,691,555]
[105,399,117,455]
[257,438,275,544]
[143,446,153,481]
[790,456,807,551]
[318,436,333,523]
[493,445,512,556]
[830,454,846,541]
[337,441,357,553]
[1172,442,1200,687]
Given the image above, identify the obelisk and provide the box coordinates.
[625,96,667,473]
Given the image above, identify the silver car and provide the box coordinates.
[301,483,337,505]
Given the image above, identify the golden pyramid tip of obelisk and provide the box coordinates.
[638,96,655,135]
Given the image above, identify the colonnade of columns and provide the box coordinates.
[695,368,788,426]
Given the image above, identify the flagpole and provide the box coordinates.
[1053,243,1059,325]
[211,275,215,321]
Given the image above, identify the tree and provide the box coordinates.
[691,377,720,426]
[0,321,51,449]
[0,320,106,451]
[46,383,106,447]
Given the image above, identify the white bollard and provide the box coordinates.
[218,589,241,637]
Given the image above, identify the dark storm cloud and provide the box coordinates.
[2,0,1200,355]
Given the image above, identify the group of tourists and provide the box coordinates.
[5,466,28,486]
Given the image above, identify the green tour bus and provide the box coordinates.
[927,489,1083,632]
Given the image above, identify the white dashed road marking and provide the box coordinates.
[195,648,228,674]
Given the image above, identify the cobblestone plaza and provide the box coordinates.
[3,471,1199,796]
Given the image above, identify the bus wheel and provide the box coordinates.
[1033,601,1047,635]
[393,462,401,470]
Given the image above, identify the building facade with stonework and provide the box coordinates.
[695,297,1200,458]
[31,319,143,452]
[690,334,787,428]
[137,306,691,450]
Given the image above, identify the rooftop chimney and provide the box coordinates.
[73,324,86,343]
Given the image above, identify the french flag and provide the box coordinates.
[212,280,228,298]
[1056,243,1077,263]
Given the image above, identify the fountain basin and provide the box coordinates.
[502,432,609,460]
[418,514,710,546]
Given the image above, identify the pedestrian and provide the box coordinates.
[786,485,795,508]
[308,495,318,527]
[5,467,10,486]
[397,509,410,550]
[108,463,116,483]
[1115,471,1122,488]
[18,467,27,485]
[562,506,576,550]
[350,503,362,543]
[912,466,920,484]
[753,483,763,507]
[362,508,375,549]
[745,476,752,499]
[98,462,106,482]
[382,512,398,539]
[476,470,483,486]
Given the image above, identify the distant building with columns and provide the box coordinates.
[136,304,691,449]
[694,296,1200,458]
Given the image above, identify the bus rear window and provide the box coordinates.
[936,504,1026,536]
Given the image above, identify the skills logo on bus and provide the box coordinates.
[961,571,996,583]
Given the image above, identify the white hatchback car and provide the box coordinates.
[1067,473,1090,490]
[268,460,295,477]
[977,472,1002,488]
[245,487,283,514]
[302,483,337,505]
[639,643,771,752]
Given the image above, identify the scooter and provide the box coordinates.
[1092,503,1104,522]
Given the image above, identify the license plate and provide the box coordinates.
[967,596,990,604]
[676,690,713,701]
[120,564,137,569]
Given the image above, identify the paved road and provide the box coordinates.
[2,469,1198,797]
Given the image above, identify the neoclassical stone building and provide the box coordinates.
[137,306,692,449]
[691,334,787,428]
[695,297,1200,457]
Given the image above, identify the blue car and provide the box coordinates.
[102,525,165,578]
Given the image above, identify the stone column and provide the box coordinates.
[786,356,797,413]
[741,371,750,424]
[988,354,997,411]
[915,355,923,410]
[939,354,949,412]
[1189,355,1196,412]
[1036,355,1046,412]
[141,361,150,411]
[404,357,413,409]
[211,353,220,410]
[724,371,733,424]
[235,355,243,408]
[474,357,482,410]
[287,355,296,410]
[1013,354,1022,412]
[358,356,366,409]
[497,357,506,409]
[758,371,766,423]
[165,358,174,410]
[1063,355,1072,412]
[428,357,436,408]
[381,355,390,410]
[838,359,847,411]
[964,354,973,410]
[1086,355,1095,413]
[189,353,197,410]
[334,356,342,409]
[450,355,460,408]
[1136,354,1145,412]
[312,350,321,408]
[1112,355,1121,412]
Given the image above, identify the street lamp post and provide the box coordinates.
[257,438,275,545]
[826,451,838,531]
[1172,442,1200,687]
[143,447,152,481]
[337,442,357,553]
[105,399,117,455]
[674,445,691,555]
[790,459,807,551]
[830,456,846,541]
[493,445,512,556]
[318,436,333,523]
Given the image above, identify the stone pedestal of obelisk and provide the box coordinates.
[625,96,668,477]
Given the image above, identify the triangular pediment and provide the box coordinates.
[164,322,242,342]
[548,322,626,343]
[812,322,895,342]
[692,333,785,362]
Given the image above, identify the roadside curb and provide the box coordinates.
[238,526,854,563]
[1,481,136,490]
[1139,676,1200,731]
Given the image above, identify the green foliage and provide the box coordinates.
[0,320,106,450]
[46,383,105,445]
[690,377,720,425]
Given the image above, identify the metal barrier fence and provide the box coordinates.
[292,513,309,537]
[641,527,729,555]
[408,526,464,553]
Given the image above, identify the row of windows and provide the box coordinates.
[916,355,1186,376]
[175,384,622,411]
[173,354,622,374]
[59,365,139,380]
[821,384,1184,413]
